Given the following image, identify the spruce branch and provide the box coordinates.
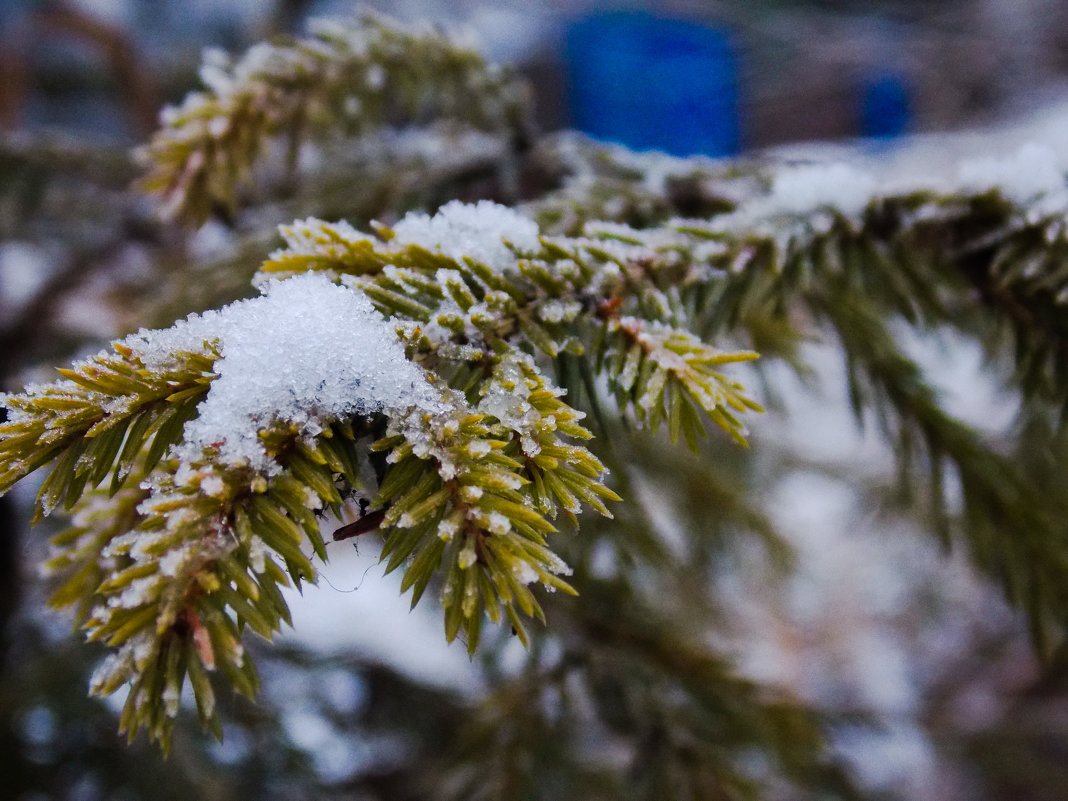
[16,159,1068,747]
[50,417,368,748]
[45,479,149,626]
[601,316,763,448]
[139,11,532,225]
[523,131,748,235]
[529,145,1068,412]
[363,350,622,652]
[511,159,1068,647]
[0,343,218,519]
[259,208,764,444]
[0,199,764,747]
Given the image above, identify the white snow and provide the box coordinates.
[278,539,481,693]
[124,272,441,470]
[715,162,879,228]
[765,162,878,218]
[477,353,549,457]
[958,141,1067,204]
[0,242,56,319]
[537,299,581,324]
[510,560,539,585]
[763,98,1068,212]
[391,200,541,272]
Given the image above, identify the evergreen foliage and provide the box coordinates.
[2,11,1068,797]
[139,10,532,225]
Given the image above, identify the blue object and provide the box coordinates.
[566,12,740,157]
[860,71,910,139]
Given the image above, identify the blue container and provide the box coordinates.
[860,70,911,140]
[566,12,740,157]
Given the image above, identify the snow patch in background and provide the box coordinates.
[958,141,1067,203]
[0,242,57,321]
[758,162,878,220]
[769,97,1068,207]
[724,340,1031,799]
[278,540,481,693]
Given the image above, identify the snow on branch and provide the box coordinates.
[1,196,771,747]
[148,273,442,471]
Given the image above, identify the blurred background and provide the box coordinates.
[3,1,1068,800]
[5,0,1068,149]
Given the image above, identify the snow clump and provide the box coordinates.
[391,199,541,272]
[126,272,440,471]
